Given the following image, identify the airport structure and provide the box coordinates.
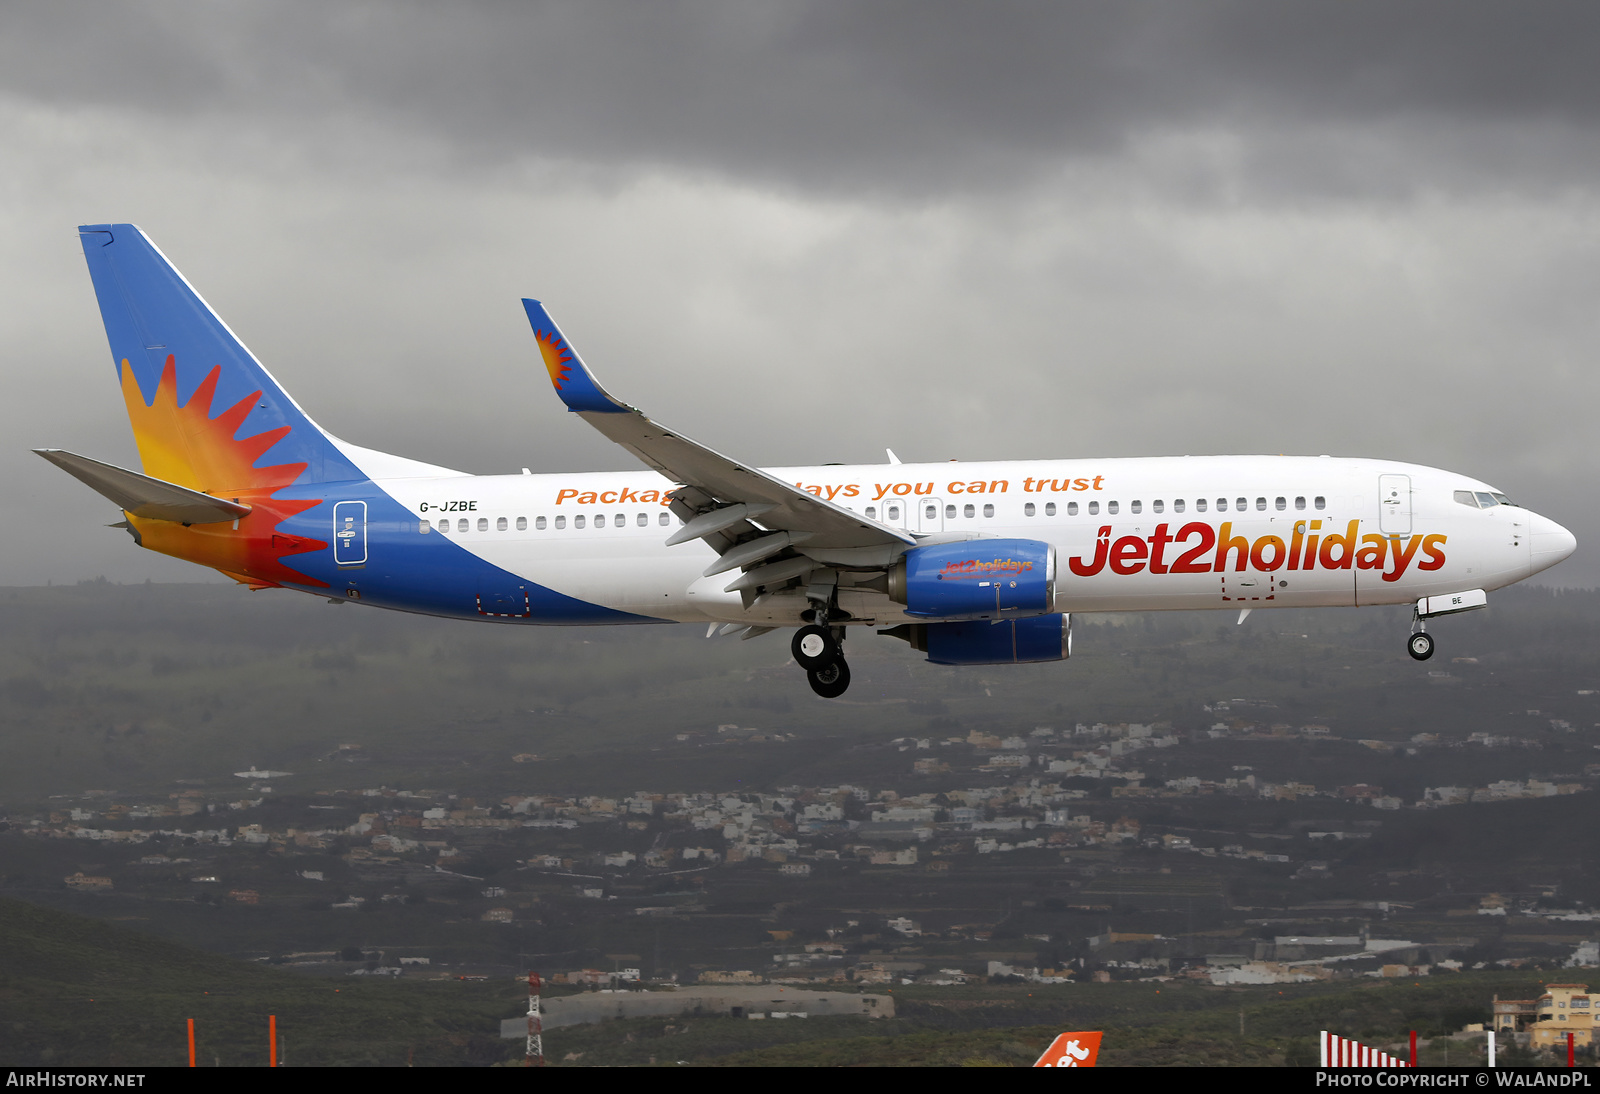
[499,985,893,1037]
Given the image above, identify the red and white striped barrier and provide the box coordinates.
[1320,1031,1411,1067]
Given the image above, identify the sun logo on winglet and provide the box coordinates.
[536,330,575,391]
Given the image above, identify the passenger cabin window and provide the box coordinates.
[1046,502,1057,516]
[1295,496,1306,511]
[925,503,937,520]
[983,503,994,517]
[497,516,508,531]
[1314,496,1326,510]
[615,512,626,526]
[1217,498,1228,512]
[419,520,430,534]
[1195,498,1207,512]
[458,518,469,533]
[1174,499,1186,513]
[963,503,975,518]
[531,516,542,530]
[1236,497,1247,511]
[637,513,648,527]
[574,515,586,529]
[1024,502,1036,516]
[659,512,671,525]
[1152,500,1164,514]
[1065,502,1076,515]
[554,515,566,529]
[1087,501,1099,515]
[1274,497,1286,511]
[1130,500,1142,515]
[1107,501,1119,515]
[946,504,957,518]
[887,503,901,521]
[866,506,877,519]
[1255,497,1266,511]
[595,514,606,528]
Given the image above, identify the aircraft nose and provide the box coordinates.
[1528,511,1577,575]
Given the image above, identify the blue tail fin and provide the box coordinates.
[78,224,362,488]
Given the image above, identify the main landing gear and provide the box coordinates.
[792,622,851,698]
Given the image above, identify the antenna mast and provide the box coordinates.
[525,970,544,1067]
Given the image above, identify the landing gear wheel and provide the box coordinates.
[1407,632,1435,661]
[807,658,851,698]
[792,625,840,670]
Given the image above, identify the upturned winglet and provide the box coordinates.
[521,299,629,414]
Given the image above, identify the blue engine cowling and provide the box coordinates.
[881,614,1073,665]
[887,538,1056,620]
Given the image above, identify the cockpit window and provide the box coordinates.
[1457,489,1518,509]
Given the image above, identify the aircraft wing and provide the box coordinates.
[522,300,914,577]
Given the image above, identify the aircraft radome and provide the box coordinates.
[38,225,1577,698]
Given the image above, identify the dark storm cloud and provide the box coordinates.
[5,1,1600,196]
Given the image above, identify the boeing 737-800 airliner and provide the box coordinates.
[38,225,1577,698]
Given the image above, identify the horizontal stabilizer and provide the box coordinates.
[34,449,252,524]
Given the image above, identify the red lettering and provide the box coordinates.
[1068,526,1112,577]
[1147,524,1174,574]
[1317,520,1360,570]
[1355,534,1387,570]
[1109,535,1148,575]
[1250,535,1287,572]
[1382,535,1426,582]
[1416,534,1448,572]
[1213,522,1250,572]
[1169,522,1215,573]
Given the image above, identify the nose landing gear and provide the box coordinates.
[1407,630,1435,661]
[1407,589,1488,661]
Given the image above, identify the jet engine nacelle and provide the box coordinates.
[881,614,1073,665]
[887,538,1056,620]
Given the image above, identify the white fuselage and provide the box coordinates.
[375,454,1572,626]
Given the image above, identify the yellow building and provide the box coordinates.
[1528,984,1594,1050]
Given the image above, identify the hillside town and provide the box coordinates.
[11,713,1599,994]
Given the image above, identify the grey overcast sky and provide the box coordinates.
[2,1,1596,587]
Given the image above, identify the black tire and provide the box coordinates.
[807,658,851,698]
[791,625,839,670]
[1407,632,1435,661]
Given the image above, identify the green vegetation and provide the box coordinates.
[0,896,525,1066]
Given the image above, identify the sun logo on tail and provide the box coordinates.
[536,329,575,391]
[120,357,327,588]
